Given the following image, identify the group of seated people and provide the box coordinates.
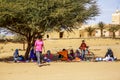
[57,48,91,61]
[13,40,117,63]
[13,48,91,63]
[13,47,117,63]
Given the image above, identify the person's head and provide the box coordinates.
[82,40,85,43]
[47,50,51,55]
[70,49,74,53]
[75,49,80,53]
[108,48,111,51]
[14,49,19,54]
[62,48,66,51]
[38,35,42,40]
[15,49,18,52]
[107,48,113,53]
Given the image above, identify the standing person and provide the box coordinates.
[34,36,45,66]
[79,40,87,60]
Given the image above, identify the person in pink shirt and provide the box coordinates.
[34,36,44,66]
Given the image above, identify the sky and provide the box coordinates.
[87,0,120,24]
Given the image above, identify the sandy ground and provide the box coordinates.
[0,38,120,80]
[0,62,120,80]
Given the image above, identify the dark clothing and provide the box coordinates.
[13,49,19,62]
[29,48,36,60]
[105,49,114,58]
[13,49,19,58]
[70,53,75,59]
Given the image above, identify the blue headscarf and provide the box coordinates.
[14,49,19,58]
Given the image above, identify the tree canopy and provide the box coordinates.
[0,0,99,59]
[108,24,120,38]
[85,26,95,37]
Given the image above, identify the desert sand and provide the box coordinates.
[0,38,120,80]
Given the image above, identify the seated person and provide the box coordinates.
[13,49,19,62]
[84,46,95,61]
[18,55,24,61]
[29,47,37,62]
[13,49,24,62]
[43,50,53,62]
[75,49,82,58]
[85,46,90,55]
[58,49,68,61]
[103,48,115,61]
[72,49,81,62]
[68,49,75,60]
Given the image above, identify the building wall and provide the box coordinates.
[115,30,120,36]
[95,29,109,37]
[79,30,88,38]
[95,30,101,37]
[44,29,81,39]
[112,10,120,24]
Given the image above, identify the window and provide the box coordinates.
[104,31,106,33]
[59,32,64,38]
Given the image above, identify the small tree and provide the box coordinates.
[85,26,95,37]
[98,21,105,37]
[108,24,120,38]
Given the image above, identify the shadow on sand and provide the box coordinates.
[0,56,13,62]
[38,63,50,67]
[0,55,120,63]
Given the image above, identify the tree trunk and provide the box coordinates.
[24,35,36,60]
[24,41,31,60]
[23,41,25,50]
[89,32,92,37]
[101,29,103,37]
[113,32,115,39]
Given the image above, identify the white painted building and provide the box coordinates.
[95,29,109,37]
[112,10,120,24]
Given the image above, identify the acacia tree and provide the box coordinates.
[0,0,99,59]
[85,26,95,37]
[98,21,105,37]
[108,24,120,38]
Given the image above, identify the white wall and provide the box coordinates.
[95,29,110,37]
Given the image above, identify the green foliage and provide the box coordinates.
[0,0,99,32]
[108,24,120,38]
[108,25,119,32]
[98,21,105,37]
[85,26,95,37]
[98,21,105,29]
